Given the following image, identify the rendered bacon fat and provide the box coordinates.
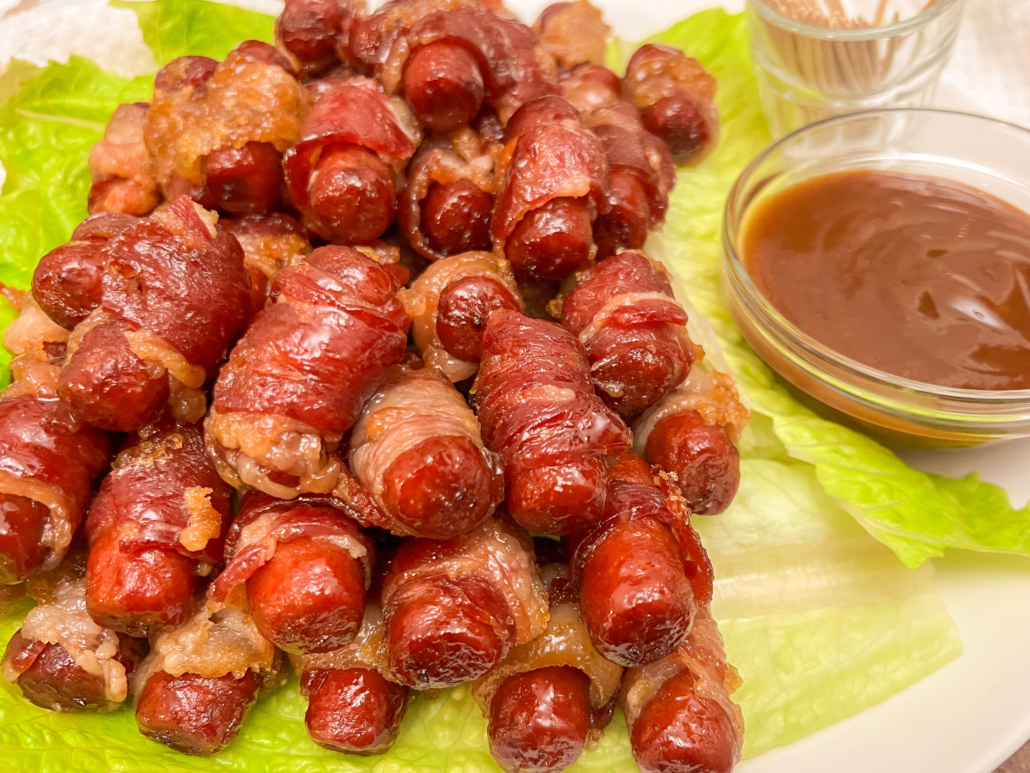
[2,562,145,713]
[88,102,160,216]
[291,605,410,754]
[207,245,410,499]
[634,367,748,515]
[474,539,623,773]
[621,606,744,773]
[208,492,373,654]
[534,1,611,71]
[31,213,137,330]
[283,77,419,243]
[380,516,549,688]
[355,0,557,128]
[398,137,497,260]
[84,420,234,637]
[567,454,713,667]
[475,309,631,535]
[494,96,609,281]
[406,251,523,382]
[348,365,503,538]
[622,43,719,165]
[58,197,252,432]
[560,249,692,418]
[221,213,311,313]
[133,601,282,756]
[146,41,308,216]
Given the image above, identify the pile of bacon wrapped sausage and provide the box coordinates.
[0,1,749,771]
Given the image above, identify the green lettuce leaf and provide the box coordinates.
[110,0,276,66]
[649,12,1030,569]
[0,5,968,770]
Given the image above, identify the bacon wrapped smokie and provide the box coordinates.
[622,43,719,165]
[283,76,419,243]
[146,41,307,217]
[567,454,713,667]
[84,420,234,637]
[397,137,497,260]
[560,249,693,418]
[634,367,748,515]
[355,0,556,131]
[31,213,137,331]
[87,103,160,216]
[621,606,744,773]
[0,295,111,582]
[474,309,631,535]
[346,365,503,538]
[276,0,367,76]
[221,212,311,313]
[405,251,523,381]
[290,604,411,754]
[474,538,623,773]
[133,600,282,756]
[493,96,609,282]
[2,560,145,713]
[57,197,251,432]
[207,245,410,499]
[534,0,610,72]
[208,492,374,655]
[380,516,549,688]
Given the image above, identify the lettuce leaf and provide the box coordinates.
[648,12,1030,569]
[0,5,968,771]
[110,0,276,66]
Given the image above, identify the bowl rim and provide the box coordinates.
[722,106,1030,407]
[745,0,965,42]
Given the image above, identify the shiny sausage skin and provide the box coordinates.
[385,571,514,688]
[403,42,485,133]
[488,666,593,773]
[630,668,739,773]
[135,670,261,756]
[421,180,494,256]
[644,410,741,515]
[436,274,521,364]
[197,141,284,216]
[0,496,49,585]
[85,528,199,637]
[32,245,105,330]
[506,197,595,282]
[301,667,409,754]
[4,630,144,713]
[380,435,497,538]
[58,320,169,433]
[247,536,367,655]
[577,517,694,667]
[276,0,363,70]
[308,144,396,243]
[593,169,651,258]
[640,96,713,165]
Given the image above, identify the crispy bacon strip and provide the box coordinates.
[207,245,410,500]
[560,249,693,418]
[474,309,631,535]
[88,102,160,216]
[84,419,234,637]
[534,1,611,71]
[221,213,311,314]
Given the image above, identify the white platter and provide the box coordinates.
[1,1,1029,771]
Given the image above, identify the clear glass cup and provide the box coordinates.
[722,108,1030,447]
[746,0,966,137]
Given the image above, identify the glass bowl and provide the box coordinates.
[722,108,1030,447]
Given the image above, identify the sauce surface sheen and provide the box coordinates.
[743,170,1030,390]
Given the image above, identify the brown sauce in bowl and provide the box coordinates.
[742,170,1030,391]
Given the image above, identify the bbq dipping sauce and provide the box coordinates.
[721,109,1030,447]
[742,170,1030,392]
